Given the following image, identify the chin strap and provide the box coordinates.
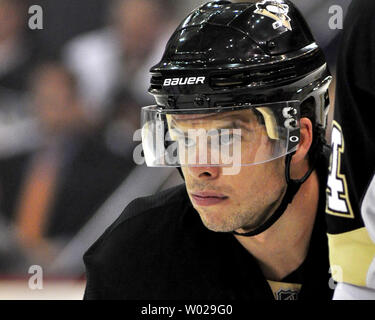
[232,152,317,237]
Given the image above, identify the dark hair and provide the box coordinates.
[300,97,327,165]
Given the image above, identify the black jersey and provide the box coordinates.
[83,150,332,300]
[325,0,375,293]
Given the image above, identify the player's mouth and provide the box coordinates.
[190,191,229,206]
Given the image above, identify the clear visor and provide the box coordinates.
[141,102,300,168]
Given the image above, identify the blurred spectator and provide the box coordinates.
[30,0,108,59]
[103,88,141,159]
[0,214,30,275]
[0,61,135,273]
[63,0,177,123]
[0,0,41,160]
[0,0,38,93]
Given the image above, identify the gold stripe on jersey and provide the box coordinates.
[328,227,375,286]
[267,280,302,300]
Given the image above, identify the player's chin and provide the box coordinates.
[198,212,241,233]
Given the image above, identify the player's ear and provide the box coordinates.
[291,117,313,164]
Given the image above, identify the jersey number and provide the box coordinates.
[326,121,354,218]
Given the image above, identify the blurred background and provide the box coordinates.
[0,0,351,299]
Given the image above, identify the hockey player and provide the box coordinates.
[83,0,333,300]
[325,0,375,299]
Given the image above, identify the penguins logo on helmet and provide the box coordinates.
[254,0,292,31]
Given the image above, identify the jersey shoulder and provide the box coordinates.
[82,183,213,299]
[84,183,189,258]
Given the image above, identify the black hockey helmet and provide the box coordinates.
[148,0,331,126]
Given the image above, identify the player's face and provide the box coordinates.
[178,110,287,233]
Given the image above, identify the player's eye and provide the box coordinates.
[179,136,196,148]
[219,133,241,146]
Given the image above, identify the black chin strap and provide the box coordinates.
[232,152,316,237]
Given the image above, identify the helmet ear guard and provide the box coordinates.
[309,76,332,130]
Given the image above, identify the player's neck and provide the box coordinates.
[234,169,319,281]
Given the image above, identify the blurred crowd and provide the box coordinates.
[0,0,347,278]
[0,0,185,277]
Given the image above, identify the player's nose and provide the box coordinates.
[187,166,220,180]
